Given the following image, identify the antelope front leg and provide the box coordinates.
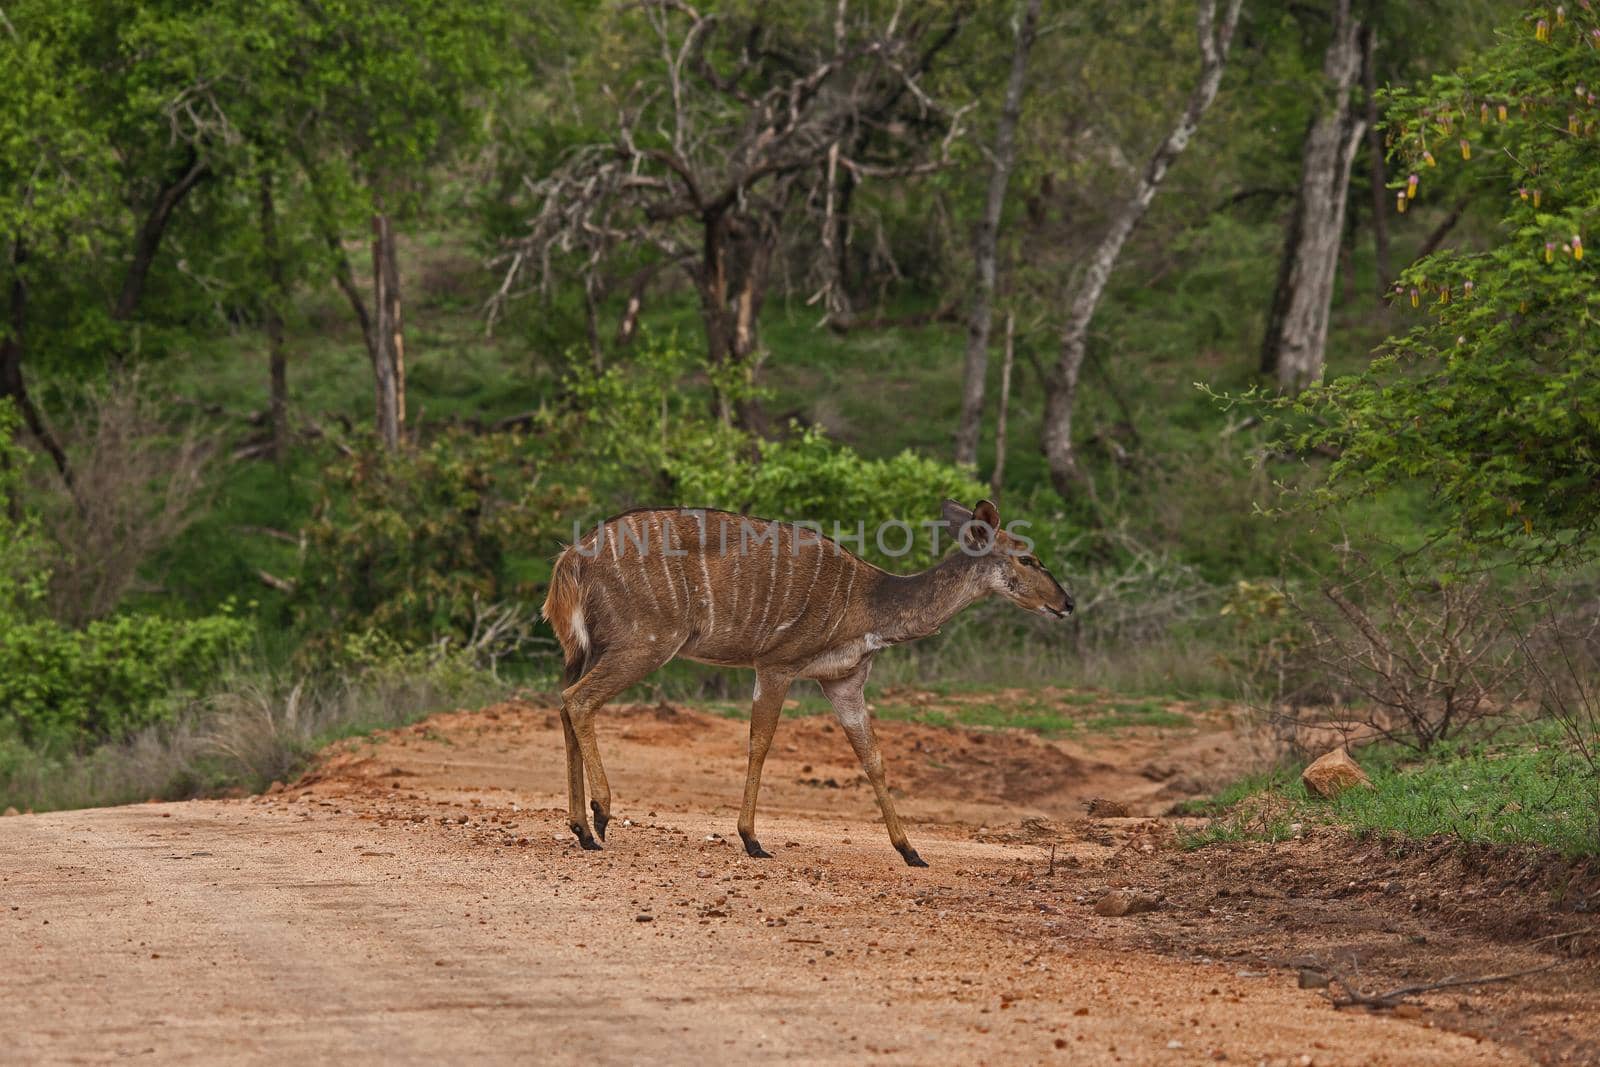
[738,669,794,858]
[820,662,928,868]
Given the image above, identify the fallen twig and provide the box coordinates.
[1325,960,1563,1009]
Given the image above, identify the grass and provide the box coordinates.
[700,684,1193,738]
[1182,719,1600,859]
[0,663,506,814]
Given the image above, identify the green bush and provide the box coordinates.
[673,426,989,569]
[0,609,251,750]
[294,430,587,652]
[0,402,48,626]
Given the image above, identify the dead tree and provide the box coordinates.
[1039,0,1243,496]
[490,0,970,427]
[1259,0,1366,392]
[955,0,1041,469]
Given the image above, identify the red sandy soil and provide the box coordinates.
[1,691,1595,1065]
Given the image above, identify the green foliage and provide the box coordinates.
[1273,7,1600,563]
[559,333,748,504]
[1333,723,1599,858]
[0,608,250,751]
[293,431,586,652]
[0,404,49,624]
[674,426,989,570]
[1186,721,1600,858]
[1,405,252,751]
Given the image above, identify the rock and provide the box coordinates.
[1301,748,1371,799]
[1393,1003,1423,1019]
[1298,968,1330,989]
[1085,797,1130,819]
[1094,890,1160,917]
[2,807,18,817]
[266,780,285,795]
[635,913,654,923]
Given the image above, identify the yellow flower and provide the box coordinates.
[1498,103,1509,122]
[1574,235,1584,261]
[1396,190,1408,214]
[1423,150,1436,167]
[1533,188,1542,207]
[1460,138,1471,160]
[1407,173,1419,199]
[1410,287,1420,308]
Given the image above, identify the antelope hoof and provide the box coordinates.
[740,832,773,859]
[571,822,602,851]
[591,801,610,840]
[897,844,929,868]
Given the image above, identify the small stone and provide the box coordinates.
[636,913,654,923]
[1298,968,1330,989]
[266,780,285,795]
[1094,890,1160,917]
[1301,748,1371,799]
[2,807,18,817]
[1393,1004,1423,1019]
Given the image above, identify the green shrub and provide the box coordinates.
[0,402,49,626]
[673,426,988,569]
[0,608,251,750]
[294,430,587,652]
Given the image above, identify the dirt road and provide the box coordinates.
[2,694,1593,1064]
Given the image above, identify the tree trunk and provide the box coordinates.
[370,214,406,450]
[258,172,290,467]
[698,210,773,430]
[0,241,74,490]
[112,149,209,326]
[990,313,1016,500]
[1041,0,1243,497]
[1259,0,1367,392]
[1360,23,1390,297]
[955,0,1041,468]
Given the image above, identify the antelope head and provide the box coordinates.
[941,499,1074,619]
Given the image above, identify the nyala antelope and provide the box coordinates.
[540,499,1072,866]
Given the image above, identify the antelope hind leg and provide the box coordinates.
[737,669,794,859]
[558,708,599,850]
[561,645,675,847]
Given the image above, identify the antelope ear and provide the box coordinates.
[962,499,1000,553]
[940,499,974,530]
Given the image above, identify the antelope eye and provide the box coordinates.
[1019,555,1039,568]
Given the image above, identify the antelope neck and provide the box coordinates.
[864,552,990,646]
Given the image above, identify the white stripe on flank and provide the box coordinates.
[752,536,780,641]
[770,547,825,649]
[698,553,716,634]
[658,523,679,612]
[728,552,742,633]
[630,523,663,617]
[822,563,857,643]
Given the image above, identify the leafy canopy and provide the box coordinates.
[1276,5,1600,562]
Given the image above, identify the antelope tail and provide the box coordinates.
[541,546,590,687]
